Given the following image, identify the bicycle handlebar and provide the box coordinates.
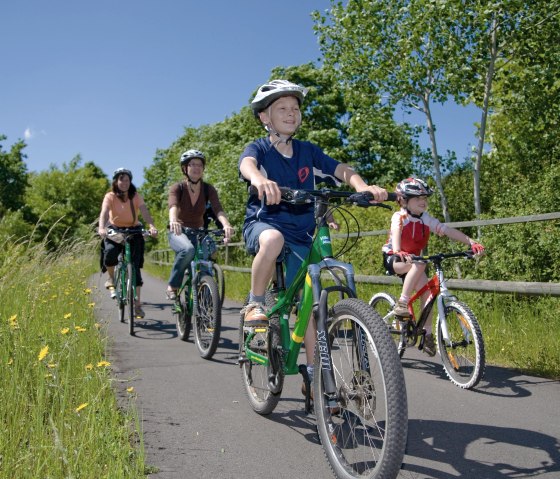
[106,226,154,239]
[249,185,397,209]
[181,226,224,238]
[410,250,477,263]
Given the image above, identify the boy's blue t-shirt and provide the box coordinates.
[239,137,340,246]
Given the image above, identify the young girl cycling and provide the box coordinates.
[382,177,484,356]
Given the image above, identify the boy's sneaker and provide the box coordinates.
[392,300,410,317]
[104,279,114,289]
[422,333,437,357]
[242,302,268,326]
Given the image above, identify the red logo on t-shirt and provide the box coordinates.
[298,167,310,183]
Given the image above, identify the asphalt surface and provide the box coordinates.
[92,272,560,479]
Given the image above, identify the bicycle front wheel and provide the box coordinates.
[115,264,125,323]
[127,263,134,335]
[212,263,225,308]
[369,292,406,357]
[437,300,485,389]
[315,298,408,479]
[238,293,283,415]
[194,275,221,359]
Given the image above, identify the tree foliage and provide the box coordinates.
[0,135,28,217]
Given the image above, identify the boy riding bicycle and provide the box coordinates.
[239,79,387,390]
[382,177,484,355]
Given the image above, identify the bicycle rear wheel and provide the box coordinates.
[127,263,134,335]
[115,264,125,323]
[238,293,283,415]
[194,275,221,359]
[369,292,406,357]
[437,300,485,389]
[212,263,225,308]
[175,289,191,341]
[315,298,407,479]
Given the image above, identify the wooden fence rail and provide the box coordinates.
[149,211,560,297]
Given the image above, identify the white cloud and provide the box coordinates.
[24,128,33,140]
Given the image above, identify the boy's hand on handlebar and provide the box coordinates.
[360,185,388,203]
[252,178,282,205]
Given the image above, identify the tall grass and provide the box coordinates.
[0,238,146,478]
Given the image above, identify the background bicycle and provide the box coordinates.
[173,227,224,359]
[107,226,152,336]
[369,250,486,389]
[238,187,407,479]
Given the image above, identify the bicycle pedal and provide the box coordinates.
[243,324,268,333]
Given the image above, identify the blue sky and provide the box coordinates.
[1,0,480,186]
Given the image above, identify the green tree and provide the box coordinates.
[24,155,109,247]
[314,0,484,221]
[0,135,28,216]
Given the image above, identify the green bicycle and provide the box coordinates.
[238,187,407,479]
[108,226,151,336]
[173,227,224,359]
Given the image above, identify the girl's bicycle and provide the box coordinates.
[369,251,486,389]
[173,227,224,359]
[108,226,151,336]
[238,187,407,479]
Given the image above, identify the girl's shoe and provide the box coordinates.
[166,289,177,300]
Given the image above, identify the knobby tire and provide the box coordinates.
[238,292,283,415]
[314,298,407,479]
[127,262,134,335]
[194,275,221,359]
[436,300,485,389]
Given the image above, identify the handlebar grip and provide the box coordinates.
[386,192,398,202]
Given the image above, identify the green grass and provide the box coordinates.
[0,239,147,478]
[147,261,560,379]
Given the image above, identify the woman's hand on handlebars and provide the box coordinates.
[148,224,158,238]
[169,221,183,236]
[98,227,107,239]
[222,225,235,244]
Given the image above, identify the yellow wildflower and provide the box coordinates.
[64,313,72,319]
[45,373,53,379]
[75,326,87,332]
[8,358,13,365]
[75,403,88,413]
[85,363,93,371]
[47,363,57,369]
[61,327,70,335]
[88,302,96,308]
[38,346,49,362]
[127,387,135,393]
[97,361,111,368]
[84,288,92,294]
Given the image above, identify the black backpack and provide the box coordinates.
[178,181,223,229]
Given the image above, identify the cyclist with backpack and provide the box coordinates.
[166,149,234,300]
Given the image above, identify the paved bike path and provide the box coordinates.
[92,272,560,479]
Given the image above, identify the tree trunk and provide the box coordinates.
[474,15,499,222]
[423,94,451,223]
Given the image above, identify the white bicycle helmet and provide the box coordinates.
[180,149,206,167]
[251,79,308,117]
[113,168,132,180]
[396,177,434,199]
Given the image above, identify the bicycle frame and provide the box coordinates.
[116,233,137,304]
[176,229,221,317]
[404,254,466,347]
[243,211,359,385]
